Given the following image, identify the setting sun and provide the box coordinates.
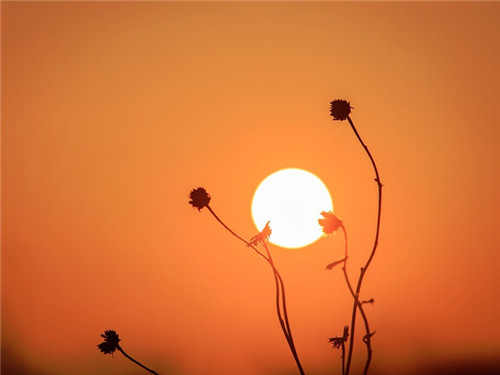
[2,2,499,375]
[251,168,333,248]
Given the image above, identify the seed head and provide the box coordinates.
[98,330,121,355]
[329,99,352,121]
[189,187,211,211]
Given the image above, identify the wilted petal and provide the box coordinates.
[98,330,121,355]
[318,211,343,234]
[249,221,272,246]
[98,341,117,355]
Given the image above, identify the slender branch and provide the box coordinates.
[341,341,346,375]
[206,205,305,375]
[263,244,291,341]
[341,224,358,375]
[206,205,267,261]
[264,243,305,375]
[117,346,160,375]
[343,116,382,375]
[340,225,373,375]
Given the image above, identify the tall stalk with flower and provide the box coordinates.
[322,99,383,375]
[189,187,305,375]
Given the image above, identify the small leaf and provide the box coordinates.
[326,257,347,270]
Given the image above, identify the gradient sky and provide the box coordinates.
[2,2,499,375]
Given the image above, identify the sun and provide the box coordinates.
[251,168,333,249]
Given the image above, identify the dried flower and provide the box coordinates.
[318,211,343,234]
[328,326,349,349]
[329,99,352,121]
[98,330,121,355]
[189,187,211,211]
[249,220,272,246]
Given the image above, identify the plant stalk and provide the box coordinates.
[206,205,305,375]
[344,115,383,375]
[264,243,305,375]
[117,346,160,375]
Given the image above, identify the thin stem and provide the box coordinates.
[264,243,305,375]
[341,229,371,375]
[341,341,345,375]
[340,225,372,375]
[264,245,291,339]
[117,346,160,375]
[206,205,267,261]
[343,115,382,375]
[206,205,305,375]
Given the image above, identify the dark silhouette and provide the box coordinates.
[248,220,271,247]
[328,99,383,375]
[328,326,349,375]
[319,213,371,375]
[189,189,305,375]
[329,99,352,121]
[188,187,211,211]
[98,330,160,375]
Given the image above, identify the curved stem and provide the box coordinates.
[263,243,292,347]
[340,225,373,375]
[206,205,305,375]
[341,224,357,375]
[117,346,160,375]
[343,116,382,375]
[206,205,267,261]
[264,243,305,375]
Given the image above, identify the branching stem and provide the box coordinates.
[206,205,305,375]
[344,115,383,375]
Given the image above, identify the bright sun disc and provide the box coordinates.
[251,168,333,249]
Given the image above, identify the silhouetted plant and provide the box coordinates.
[98,330,160,375]
[189,187,211,210]
[328,326,349,375]
[189,189,305,375]
[324,99,383,375]
[320,213,372,375]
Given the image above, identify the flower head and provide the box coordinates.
[328,326,349,349]
[249,220,272,246]
[318,211,343,234]
[329,99,352,121]
[189,187,211,211]
[98,330,121,355]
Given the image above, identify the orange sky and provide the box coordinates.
[2,2,499,374]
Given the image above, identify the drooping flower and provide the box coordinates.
[328,326,349,349]
[318,211,343,234]
[249,220,272,246]
[98,330,121,355]
[329,99,352,121]
[189,187,211,211]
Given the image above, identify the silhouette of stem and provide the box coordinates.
[117,346,160,375]
[206,205,267,261]
[341,340,346,375]
[267,249,291,344]
[344,115,382,375]
[340,225,373,375]
[263,243,305,375]
[262,243,290,343]
[206,205,305,375]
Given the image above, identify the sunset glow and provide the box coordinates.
[2,2,499,375]
[251,168,333,248]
